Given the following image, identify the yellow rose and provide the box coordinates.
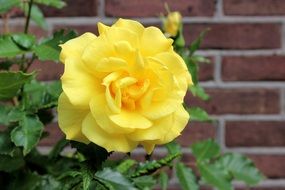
[163,11,182,37]
[57,19,192,154]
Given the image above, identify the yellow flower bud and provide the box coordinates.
[164,11,182,37]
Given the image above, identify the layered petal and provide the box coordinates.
[60,32,96,63]
[82,113,138,152]
[57,93,89,143]
[140,27,173,56]
[61,58,103,107]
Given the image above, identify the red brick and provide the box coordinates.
[185,89,280,115]
[105,0,215,17]
[9,24,49,38]
[226,121,285,147]
[249,155,285,178]
[222,56,285,81]
[199,59,214,81]
[224,0,285,16]
[28,60,63,81]
[177,122,216,147]
[39,123,64,146]
[184,23,281,49]
[42,0,97,17]
[53,24,99,35]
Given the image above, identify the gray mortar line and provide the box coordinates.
[224,147,285,154]
[214,54,222,83]
[215,0,224,18]
[3,15,285,25]
[217,118,226,151]
[97,0,106,18]
[200,81,285,88]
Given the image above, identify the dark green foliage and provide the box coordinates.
[34,30,77,61]
[176,163,199,190]
[0,71,33,100]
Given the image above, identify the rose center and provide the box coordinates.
[110,77,150,111]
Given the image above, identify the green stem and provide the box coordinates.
[24,0,34,34]
[23,53,36,72]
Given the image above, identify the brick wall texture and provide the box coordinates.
[8,0,285,189]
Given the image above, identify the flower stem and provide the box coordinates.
[24,0,33,34]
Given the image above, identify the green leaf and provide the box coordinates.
[132,153,180,178]
[0,71,33,100]
[165,141,182,155]
[34,30,77,61]
[189,28,209,55]
[11,115,44,155]
[0,105,24,126]
[198,162,232,190]
[191,139,220,162]
[81,164,93,190]
[36,175,61,190]
[217,153,264,185]
[7,171,42,190]
[132,176,156,190]
[183,56,198,85]
[22,80,62,110]
[191,55,210,64]
[0,129,15,155]
[0,104,13,125]
[187,107,211,122]
[189,85,210,101]
[20,3,48,30]
[0,0,20,14]
[12,33,36,49]
[175,162,199,190]
[0,35,24,58]
[116,159,136,174]
[34,0,66,8]
[0,150,24,172]
[159,172,168,190]
[95,168,137,190]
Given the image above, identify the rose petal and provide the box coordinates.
[82,113,138,152]
[57,93,90,144]
[141,99,180,120]
[61,58,103,106]
[109,110,152,129]
[141,141,155,155]
[90,94,135,134]
[128,113,173,141]
[140,27,173,56]
[96,57,128,72]
[60,32,96,63]
[98,22,110,35]
[162,104,190,143]
[114,18,144,36]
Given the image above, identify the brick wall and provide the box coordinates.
[6,0,285,189]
